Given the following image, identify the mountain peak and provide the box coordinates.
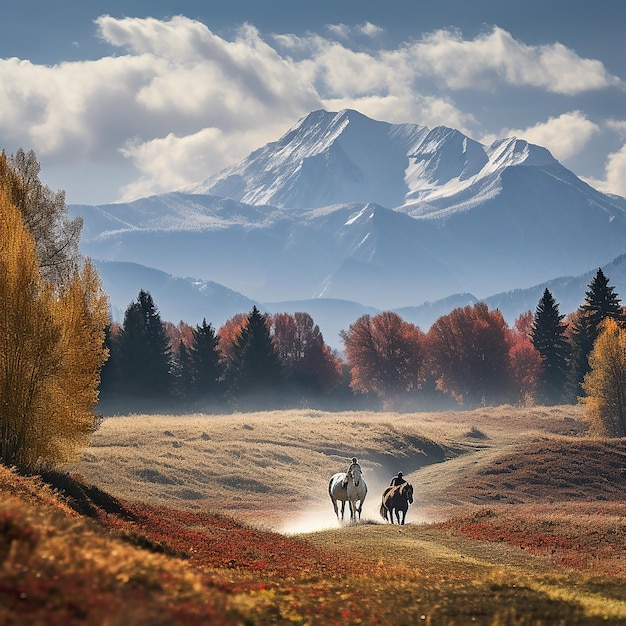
[185,109,570,213]
[485,137,558,170]
[186,109,428,209]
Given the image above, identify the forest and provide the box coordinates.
[101,266,626,439]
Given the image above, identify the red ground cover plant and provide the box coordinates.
[439,503,626,576]
[102,500,358,581]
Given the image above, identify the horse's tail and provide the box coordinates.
[379,502,387,519]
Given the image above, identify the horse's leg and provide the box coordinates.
[340,500,346,520]
[331,497,339,519]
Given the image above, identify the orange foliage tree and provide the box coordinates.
[426,303,513,407]
[218,313,248,369]
[340,311,425,408]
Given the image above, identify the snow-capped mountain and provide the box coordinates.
[72,108,626,311]
[184,109,430,210]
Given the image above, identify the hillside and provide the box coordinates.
[2,406,626,624]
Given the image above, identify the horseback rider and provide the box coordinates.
[390,471,406,487]
[343,457,360,486]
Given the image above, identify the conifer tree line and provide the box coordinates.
[100,267,626,437]
[100,298,345,411]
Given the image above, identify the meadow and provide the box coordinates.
[1,405,625,624]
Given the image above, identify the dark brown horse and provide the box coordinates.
[379,482,414,525]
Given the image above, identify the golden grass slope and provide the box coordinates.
[2,405,626,624]
[74,405,590,527]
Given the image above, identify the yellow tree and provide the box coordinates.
[582,318,626,437]
[0,189,108,469]
[0,150,82,286]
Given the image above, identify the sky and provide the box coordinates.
[1,0,625,205]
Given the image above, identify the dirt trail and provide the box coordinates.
[301,524,626,623]
[305,524,561,576]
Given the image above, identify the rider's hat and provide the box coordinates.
[397,471,403,477]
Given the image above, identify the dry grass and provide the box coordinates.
[2,404,626,624]
[73,405,587,525]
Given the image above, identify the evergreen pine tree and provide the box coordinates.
[226,306,283,405]
[117,290,172,398]
[173,340,194,401]
[98,324,118,398]
[189,319,224,402]
[531,289,570,405]
[567,269,623,400]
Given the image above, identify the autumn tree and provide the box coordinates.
[340,311,425,408]
[272,312,342,397]
[531,289,571,404]
[508,312,542,404]
[0,190,108,469]
[218,313,248,368]
[567,269,623,400]
[0,150,82,285]
[582,318,626,437]
[427,303,512,407]
[116,290,173,398]
[224,306,283,405]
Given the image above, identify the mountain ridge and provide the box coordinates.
[71,108,626,314]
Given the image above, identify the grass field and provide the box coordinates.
[2,405,625,624]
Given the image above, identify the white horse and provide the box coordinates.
[328,462,367,522]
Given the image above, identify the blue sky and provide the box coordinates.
[1,1,625,204]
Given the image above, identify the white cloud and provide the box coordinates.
[118,122,293,201]
[606,119,626,137]
[409,27,623,94]
[119,128,225,199]
[0,16,622,202]
[494,111,600,161]
[326,22,384,39]
[584,146,626,197]
[358,22,384,38]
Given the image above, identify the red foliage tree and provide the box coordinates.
[340,311,425,408]
[507,316,542,404]
[164,321,195,350]
[272,312,342,393]
[426,303,513,407]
